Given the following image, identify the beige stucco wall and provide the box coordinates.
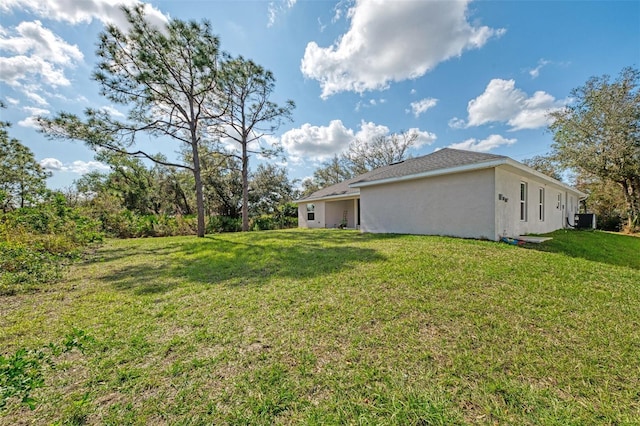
[297,201,325,228]
[359,169,496,239]
[495,167,579,237]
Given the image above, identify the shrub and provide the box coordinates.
[597,213,623,232]
[174,215,198,236]
[207,215,242,233]
[0,193,102,294]
[81,198,199,238]
[0,242,63,295]
[251,215,276,231]
[250,214,297,231]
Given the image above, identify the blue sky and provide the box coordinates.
[1,0,638,190]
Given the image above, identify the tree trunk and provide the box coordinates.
[628,177,640,230]
[241,141,249,232]
[178,186,192,216]
[619,180,640,231]
[191,142,205,237]
[19,179,25,208]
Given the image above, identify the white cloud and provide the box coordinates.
[5,96,19,105]
[332,0,350,23]
[25,91,48,106]
[0,0,167,29]
[281,119,354,162]
[448,117,466,129]
[0,20,84,89]
[67,160,111,174]
[280,119,436,162]
[39,157,63,170]
[355,120,389,142]
[301,0,505,98]
[267,0,297,27]
[466,79,565,131]
[467,79,525,126]
[0,20,83,64]
[508,91,563,130]
[529,59,550,79]
[448,134,516,152]
[100,105,125,118]
[407,128,437,147]
[0,2,169,103]
[40,157,110,174]
[354,97,386,111]
[0,54,71,87]
[409,97,438,118]
[17,106,49,128]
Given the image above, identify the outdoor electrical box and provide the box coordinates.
[574,213,596,229]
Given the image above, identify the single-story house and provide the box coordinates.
[296,148,587,241]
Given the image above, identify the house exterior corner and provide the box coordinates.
[494,164,583,239]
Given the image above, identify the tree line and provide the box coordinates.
[1,130,299,237]
[70,148,299,236]
[37,6,294,237]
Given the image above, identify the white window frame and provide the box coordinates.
[306,203,315,221]
[538,187,545,221]
[520,182,528,221]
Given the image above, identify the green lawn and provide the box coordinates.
[1,229,639,424]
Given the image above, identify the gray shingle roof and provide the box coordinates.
[298,148,507,202]
[298,163,396,201]
[353,148,507,184]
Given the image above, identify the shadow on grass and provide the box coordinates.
[524,229,640,270]
[178,231,388,286]
[102,230,389,293]
[102,263,181,295]
[94,240,185,264]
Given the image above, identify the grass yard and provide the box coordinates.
[1,229,639,425]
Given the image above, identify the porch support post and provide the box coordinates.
[353,198,358,229]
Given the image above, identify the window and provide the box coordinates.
[520,182,527,221]
[557,193,562,209]
[306,203,315,221]
[538,187,545,221]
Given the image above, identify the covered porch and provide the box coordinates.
[299,196,360,229]
[323,197,360,229]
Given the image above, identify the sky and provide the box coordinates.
[1,0,638,190]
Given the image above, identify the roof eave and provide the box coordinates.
[502,159,588,198]
[347,157,586,198]
[349,158,508,188]
[294,191,360,204]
